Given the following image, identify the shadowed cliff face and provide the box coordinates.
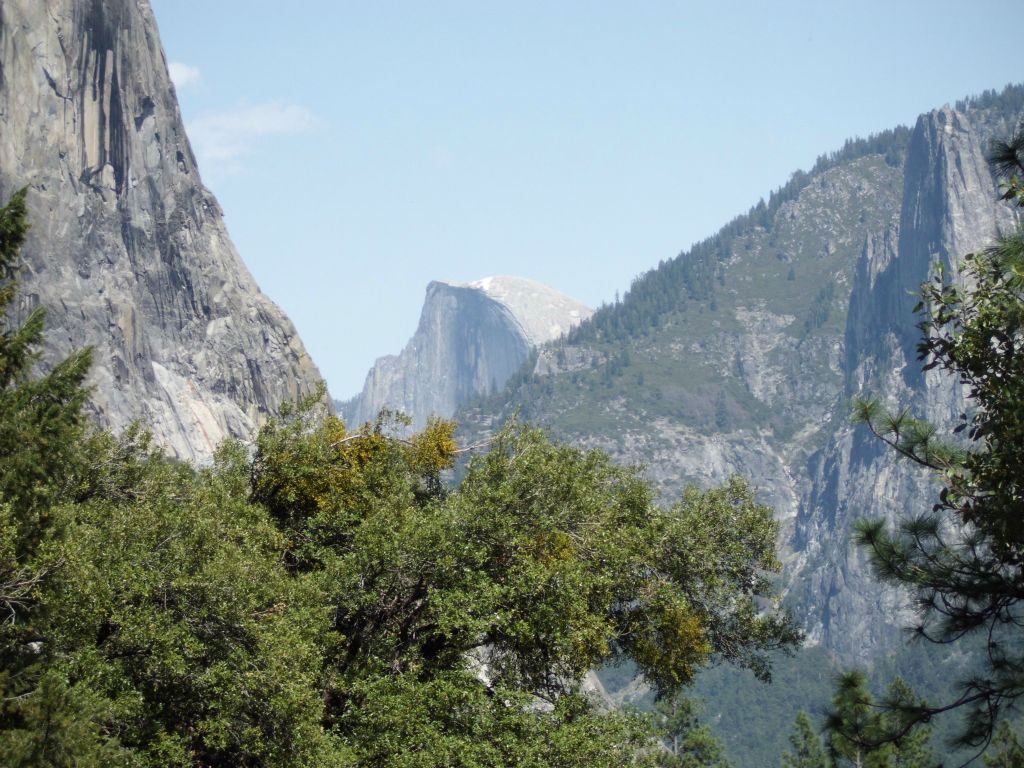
[0,0,323,461]
[338,277,592,430]
[789,107,1012,661]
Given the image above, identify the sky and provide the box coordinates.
[148,1,1019,399]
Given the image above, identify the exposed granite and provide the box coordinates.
[338,276,591,429]
[0,0,323,462]
[790,107,1013,661]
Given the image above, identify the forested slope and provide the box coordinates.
[456,83,1024,766]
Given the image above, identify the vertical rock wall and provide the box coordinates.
[791,107,1013,660]
[0,0,323,462]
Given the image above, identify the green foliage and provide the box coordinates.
[0,189,96,765]
[0,182,799,768]
[254,407,799,749]
[652,695,731,768]
[0,670,125,767]
[40,435,332,766]
[338,673,654,768]
[0,189,92,520]
[954,83,1024,122]
[825,674,932,768]
[984,722,1024,768]
[783,712,829,768]
[567,126,911,346]
[803,282,836,335]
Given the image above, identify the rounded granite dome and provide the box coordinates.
[447,275,593,346]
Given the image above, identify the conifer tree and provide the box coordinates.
[984,723,1024,768]
[783,712,830,768]
[652,694,732,768]
[0,187,91,646]
[826,674,932,768]
[0,189,96,764]
[851,123,1024,748]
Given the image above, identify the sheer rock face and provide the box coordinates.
[455,100,1021,663]
[339,276,591,429]
[791,107,1012,661]
[0,0,322,462]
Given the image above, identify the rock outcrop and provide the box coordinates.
[339,276,591,429]
[0,0,322,462]
[456,94,1023,663]
[790,106,1013,660]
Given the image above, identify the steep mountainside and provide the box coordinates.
[790,105,1015,659]
[338,276,590,429]
[457,85,1024,663]
[0,0,322,462]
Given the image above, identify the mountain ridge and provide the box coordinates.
[455,83,1024,662]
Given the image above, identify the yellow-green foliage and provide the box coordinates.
[0,184,797,766]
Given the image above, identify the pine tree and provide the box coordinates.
[984,722,1024,767]
[853,122,1024,747]
[652,694,731,768]
[826,674,933,768]
[783,712,830,768]
[0,190,96,763]
[0,188,91,634]
[0,189,92,522]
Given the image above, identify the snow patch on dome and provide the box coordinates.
[444,275,593,346]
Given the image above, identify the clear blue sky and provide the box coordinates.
[149,1,1018,399]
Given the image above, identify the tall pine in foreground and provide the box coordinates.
[0,188,97,764]
[847,123,1024,751]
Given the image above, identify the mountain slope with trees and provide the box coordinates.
[458,83,1024,662]
[0,188,799,764]
[455,84,1024,766]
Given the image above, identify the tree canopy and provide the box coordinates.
[0,190,799,766]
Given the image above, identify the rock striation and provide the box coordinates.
[790,106,1014,660]
[0,0,322,462]
[338,276,591,429]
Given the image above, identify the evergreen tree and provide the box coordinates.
[852,122,1024,747]
[0,189,95,764]
[652,694,731,767]
[826,674,933,768]
[783,712,830,768]
[984,722,1024,767]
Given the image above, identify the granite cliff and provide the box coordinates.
[338,276,590,429]
[457,87,1024,662]
[790,105,1016,659]
[0,0,322,462]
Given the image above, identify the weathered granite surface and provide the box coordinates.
[0,0,323,462]
[339,276,591,429]
[790,107,1014,660]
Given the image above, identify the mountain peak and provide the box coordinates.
[337,276,591,428]
[440,275,592,346]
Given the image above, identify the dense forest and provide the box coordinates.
[0,187,797,765]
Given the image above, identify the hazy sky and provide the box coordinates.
[148,1,1018,399]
